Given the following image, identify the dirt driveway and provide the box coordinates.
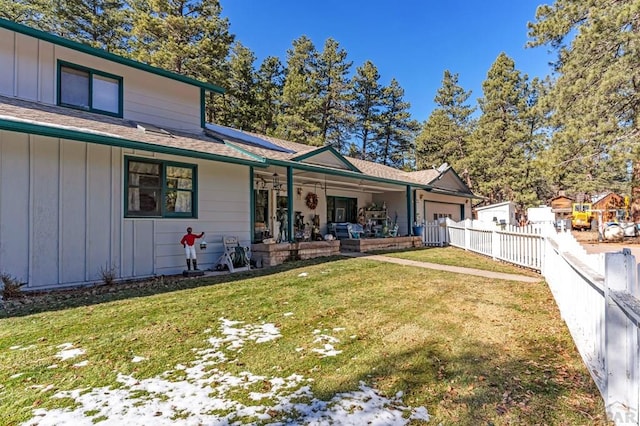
[571,230,640,262]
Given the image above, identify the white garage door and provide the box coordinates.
[423,201,463,222]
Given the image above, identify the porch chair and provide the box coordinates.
[214,236,251,273]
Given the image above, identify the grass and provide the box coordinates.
[0,249,609,425]
[380,246,542,277]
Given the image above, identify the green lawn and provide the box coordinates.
[0,250,608,425]
[380,246,542,277]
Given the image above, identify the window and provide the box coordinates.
[327,196,357,223]
[125,158,197,218]
[58,61,123,117]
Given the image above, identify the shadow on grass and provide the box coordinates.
[0,255,349,319]
[319,336,607,424]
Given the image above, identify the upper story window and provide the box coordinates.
[125,157,197,218]
[57,61,123,117]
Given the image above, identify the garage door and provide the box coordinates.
[423,201,463,222]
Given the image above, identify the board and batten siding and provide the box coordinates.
[0,28,202,132]
[0,130,251,290]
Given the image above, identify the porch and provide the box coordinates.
[250,235,424,267]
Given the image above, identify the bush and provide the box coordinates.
[99,263,117,286]
[0,273,24,298]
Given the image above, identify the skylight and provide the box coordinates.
[205,123,294,154]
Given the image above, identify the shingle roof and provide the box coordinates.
[0,95,474,193]
[407,169,441,184]
[0,96,260,164]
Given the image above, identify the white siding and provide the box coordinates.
[0,131,30,281]
[0,27,203,132]
[376,192,409,235]
[0,130,251,290]
[0,28,15,96]
[15,33,40,101]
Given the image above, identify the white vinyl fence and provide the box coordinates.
[422,220,449,247]
[445,219,544,270]
[444,218,640,425]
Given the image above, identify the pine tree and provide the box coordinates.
[351,60,383,160]
[0,0,57,30]
[55,0,131,53]
[275,35,322,145]
[255,56,284,135]
[528,0,639,196]
[316,38,353,152]
[468,53,536,206]
[0,0,129,52]
[415,70,475,185]
[375,79,419,169]
[221,42,258,131]
[128,0,233,85]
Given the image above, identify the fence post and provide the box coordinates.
[491,228,499,260]
[464,218,472,251]
[604,249,639,424]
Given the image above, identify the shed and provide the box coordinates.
[475,201,517,226]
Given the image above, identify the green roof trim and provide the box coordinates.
[267,158,431,189]
[222,141,267,162]
[0,118,265,168]
[429,187,484,199]
[291,145,361,172]
[0,18,225,94]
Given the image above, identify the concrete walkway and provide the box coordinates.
[341,252,542,283]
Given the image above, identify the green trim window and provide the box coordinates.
[125,158,197,218]
[57,61,123,117]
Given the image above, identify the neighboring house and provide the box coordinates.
[591,191,625,222]
[475,201,518,226]
[0,18,478,291]
[549,194,573,221]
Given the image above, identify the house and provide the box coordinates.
[549,194,573,221]
[0,18,478,291]
[474,201,517,226]
[591,191,625,222]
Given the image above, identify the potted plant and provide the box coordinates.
[412,212,424,237]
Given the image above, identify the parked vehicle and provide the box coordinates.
[571,203,594,230]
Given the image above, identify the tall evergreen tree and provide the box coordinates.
[415,70,475,185]
[255,56,284,135]
[528,0,639,196]
[0,0,129,52]
[221,42,258,131]
[275,35,322,145]
[468,53,536,206]
[375,78,419,169]
[316,38,353,152]
[0,0,57,31]
[128,0,233,84]
[55,0,131,53]
[351,60,383,160]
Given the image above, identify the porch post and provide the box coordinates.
[249,167,255,242]
[406,185,413,236]
[287,165,294,242]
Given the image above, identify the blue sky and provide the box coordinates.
[221,1,556,122]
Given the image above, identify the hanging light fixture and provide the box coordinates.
[272,172,284,193]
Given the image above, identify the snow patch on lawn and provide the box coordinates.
[23,318,429,425]
[54,343,85,361]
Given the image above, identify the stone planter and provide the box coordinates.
[251,240,340,267]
